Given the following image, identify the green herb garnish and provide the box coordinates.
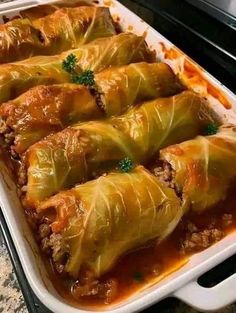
[62,54,96,86]
[205,123,218,135]
[62,53,77,73]
[72,70,95,86]
[133,271,144,282]
[118,157,134,173]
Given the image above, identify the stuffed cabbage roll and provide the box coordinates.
[156,125,236,213]
[0,6,116,63]
[19,1,92,20]
[37,166,183,278]
[0,62,184,155]
[21,91,214,208]
[0,33,154,104]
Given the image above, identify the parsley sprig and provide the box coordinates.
[205,123,218,135]
[62,54,95,87]
[118,157,134,173]
[62,53,77,74]
[72,70,95,87]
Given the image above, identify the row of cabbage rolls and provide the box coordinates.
[0,3,235,283]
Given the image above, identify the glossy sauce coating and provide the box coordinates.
[159,42,232,109]
[43,191,236,308]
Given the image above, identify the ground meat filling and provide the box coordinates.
[0,117,8,134]
[38,219,70,275]
[89,86,106,113]
[180,215,230,253]
[38,218,119,301]
[0,117,19,159]
[222,213,233,227]
[181,227,224,252]
[0,117,14,145]
[152,161,175,188]
[18,160,27,187]
[151,160,182,198]
[73,271,118,304]
[151,161,230,254]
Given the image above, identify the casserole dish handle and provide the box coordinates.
[173,274,236,312]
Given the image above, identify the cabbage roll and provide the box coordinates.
[157,125,236,213]
[19,1,92,20]
[21,91,214,208]
[37,166,183,278]
[0,33,154,104]
[0,62,184,154]
[0,6,116,63]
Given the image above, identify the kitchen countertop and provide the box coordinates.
[0,231,27,313]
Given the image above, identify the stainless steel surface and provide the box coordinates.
[206,0,236,17]
[186,0,236,29]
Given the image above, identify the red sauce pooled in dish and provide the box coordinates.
[1,133,235,308]
[184,60,231,109]
[158,42,232,109]
[42,192,236,308]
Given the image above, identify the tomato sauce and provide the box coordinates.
[1,116,235,309]
[1,135,236,309]
[43,191,236,308]
[183,60,232,109]
[158,42,232,110]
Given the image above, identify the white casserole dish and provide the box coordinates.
[0,0,236,312]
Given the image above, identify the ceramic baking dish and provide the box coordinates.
[0,0,236,312]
